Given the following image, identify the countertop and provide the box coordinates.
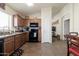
[0,32,28,39]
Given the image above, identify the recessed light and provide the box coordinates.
[25,3,34,6]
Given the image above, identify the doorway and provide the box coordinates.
[64,19,70,40]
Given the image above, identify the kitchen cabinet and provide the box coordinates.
[4,36,14,56]
[25,32,29,42]
[18,17,26,27]
[14,34,21,50]
[23,32,28,42]
[13,15,27,27]
[20,32,28,45]
[14,32,28,50]
[0,32,28,56]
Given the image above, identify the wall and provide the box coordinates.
[52,4,73,40]
[41,7,52,43]
[73,4,79,33]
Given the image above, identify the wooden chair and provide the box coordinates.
[64,32,79,56]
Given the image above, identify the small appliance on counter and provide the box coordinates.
[17,26,29,32]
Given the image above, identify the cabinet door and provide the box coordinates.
[14,35,21,50]
[4,37,14,56]
[24,33,28,42]
[22,33,28,42]
[22,33,25,43]
[20,34,25,45]
[13,15,27,27]
[20,33,27,45]
[18,17,22,27]
[20,19,26,27]
[22,33,27,43]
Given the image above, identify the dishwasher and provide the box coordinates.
[0,38,4,56]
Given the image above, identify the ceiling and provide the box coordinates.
[7,3,66,16]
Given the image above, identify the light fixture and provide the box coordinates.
[25,3,34,6]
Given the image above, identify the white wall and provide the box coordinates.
[41,7,52,43]
[52,4,73,40]
[73,4,79,33]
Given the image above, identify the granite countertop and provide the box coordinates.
[0,32,28,39]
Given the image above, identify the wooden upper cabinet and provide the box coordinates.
[18,16,22,27]
[21,19,27,27]
[13,15,27,27]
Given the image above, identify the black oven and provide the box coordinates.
[29,23,38,42]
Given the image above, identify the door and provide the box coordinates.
[64,19,70,40]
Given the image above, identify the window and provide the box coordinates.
[0,11,13,31]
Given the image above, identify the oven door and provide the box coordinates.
[29,29,38,42]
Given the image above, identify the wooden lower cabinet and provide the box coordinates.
[20,32,28,45]
[25,32,29,42]
[22,33,27,43]
[14,34,21,50]
[4,36,14,56]
[2,32,28,56]
[23,32,28,42]
[14,33,28,50]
